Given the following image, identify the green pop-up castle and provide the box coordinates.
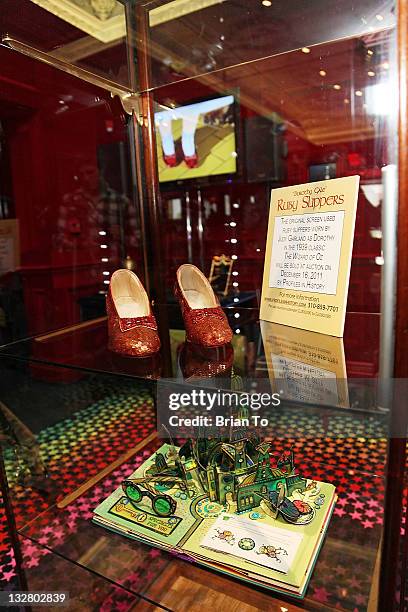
[179,436,306,512]
[144,426,307,514]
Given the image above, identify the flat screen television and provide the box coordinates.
[154,94,236,183]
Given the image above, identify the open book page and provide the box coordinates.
[200,514,303,574]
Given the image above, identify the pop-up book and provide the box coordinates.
[93,434,336,598]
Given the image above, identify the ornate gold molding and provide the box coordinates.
[90,0,117,21]
[29,0,227,43]
[149,0,226,27]
[30,0,125,43]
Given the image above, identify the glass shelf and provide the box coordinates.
[0,305,379,377]
[0,305,382,412]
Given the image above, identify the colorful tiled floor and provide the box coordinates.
[0,375,156,594]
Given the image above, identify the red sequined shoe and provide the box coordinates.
[184,153,198,168]
[175,264,232,347]
[107,270,160,357]
[163,153,177,167]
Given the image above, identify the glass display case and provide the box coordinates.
[0,1,407,610]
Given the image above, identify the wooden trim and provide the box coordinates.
[131,4,173,375]
[0,401,36,443]
[0,452,28,591]
[395,0,408,377]
[135,4,166,304]
[368,537,381,611]
[34,316,107,342]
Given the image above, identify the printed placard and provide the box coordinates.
[260,176,359,336]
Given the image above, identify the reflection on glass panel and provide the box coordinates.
[1,0,129,87]
[153,27,396,324]
[142,0,395,90]
[0,49,142,343]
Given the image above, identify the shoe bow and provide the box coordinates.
[119,315,158,333]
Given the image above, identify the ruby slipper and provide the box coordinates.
[163,153,177,167]
[175,264,232,347]
[184,153,198,168]
[107,269,160,357]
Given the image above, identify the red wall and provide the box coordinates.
[1,48,129,335]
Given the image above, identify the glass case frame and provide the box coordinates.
[0,0,407,610]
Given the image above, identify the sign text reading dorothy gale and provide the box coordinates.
[277,183,345,211]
